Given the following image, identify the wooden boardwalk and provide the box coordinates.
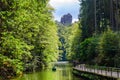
[73,64,120,79]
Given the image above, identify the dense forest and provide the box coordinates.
[0,0,120,79]
[57,0,120,69]
[68,0,120,67]
[0,0,59,79]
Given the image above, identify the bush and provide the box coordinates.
[79,36,99,64]
[98,29,120,67]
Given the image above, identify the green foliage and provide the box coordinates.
[79,0,120,41]
[57,21,68,61]
[78,37,99,64]
[76,0,120,68]
[67,23,81,60]
[97,29,120,67]
[56,22,81,61]
[71,26,120,67]
[1,33,33,60]
[79,0,95,40]
[0,0,59,78]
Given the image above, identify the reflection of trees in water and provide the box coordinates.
[55,63,72,80]
[52,62,80,80]
[62,69,72,80]
[62,69,67,76]
[15,62,81,80]
[62,67,73,80]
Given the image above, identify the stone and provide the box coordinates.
[60,13,72,26]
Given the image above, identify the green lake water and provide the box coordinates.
[13,62,82,80]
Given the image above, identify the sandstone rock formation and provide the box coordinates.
[60,13,72,26]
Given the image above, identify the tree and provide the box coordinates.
[69,22,81,60]
[79,0,120,40]
[0,0,59,78]
[97,29,119,67]
[79,0,96,41]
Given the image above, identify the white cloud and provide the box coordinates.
[72,19,79,23]
[50,0,79,3]
[49,0,79,8]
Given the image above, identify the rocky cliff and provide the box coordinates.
[60,13,72,26]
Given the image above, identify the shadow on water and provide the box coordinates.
[13,62,83,80]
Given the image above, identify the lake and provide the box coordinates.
[13,62,83,80]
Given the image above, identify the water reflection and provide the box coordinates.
[13,63,81,80]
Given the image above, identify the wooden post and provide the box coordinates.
[117,69,119,78]
[94,66,95,73]
[101,67,102,74]
[90,65,91,72]
[106,68,107,76]
[97,66,99,73]
[111,67,112,77]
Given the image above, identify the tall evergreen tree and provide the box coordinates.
[79,0,95,41]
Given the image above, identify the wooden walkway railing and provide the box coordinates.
[73,64,120,79]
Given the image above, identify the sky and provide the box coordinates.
[49,0,80,23]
